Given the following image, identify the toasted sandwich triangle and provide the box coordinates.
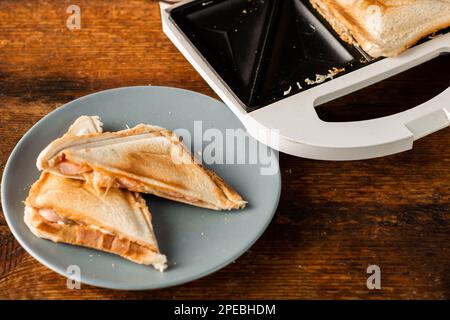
[25,172,167,270]
[310,0,450,57]
[37,124,246,211]
[25,116,167,270]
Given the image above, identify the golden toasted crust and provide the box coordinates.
[205,169,246,209]
[310,0,450,57]
[25,172,160,247]
[38,124,247,211]
[25,116,167,270]
[24,206,166,267]
[24,172,167,270]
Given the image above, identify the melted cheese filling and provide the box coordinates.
[57,159,207,206]
[38,208,113,235]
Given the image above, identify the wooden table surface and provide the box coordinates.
[0,1,449,300]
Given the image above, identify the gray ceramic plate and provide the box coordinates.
[1,86,281,290]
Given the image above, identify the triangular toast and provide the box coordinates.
[37,123,246,210]
[25,172,167,270]
[25,116,166,270]
[310,0,450,57]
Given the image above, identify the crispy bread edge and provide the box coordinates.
[24,205,167,271]
[309,0,450,57]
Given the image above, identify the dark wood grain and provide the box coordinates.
[0,0,449,299]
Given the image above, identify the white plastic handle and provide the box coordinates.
[247,33,450,160]
[247,86,449,160]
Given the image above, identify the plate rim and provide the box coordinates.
[1,86,281,290]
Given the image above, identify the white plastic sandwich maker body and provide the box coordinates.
[161,1,450,160]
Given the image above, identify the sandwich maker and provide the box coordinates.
[161,0,450,160]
